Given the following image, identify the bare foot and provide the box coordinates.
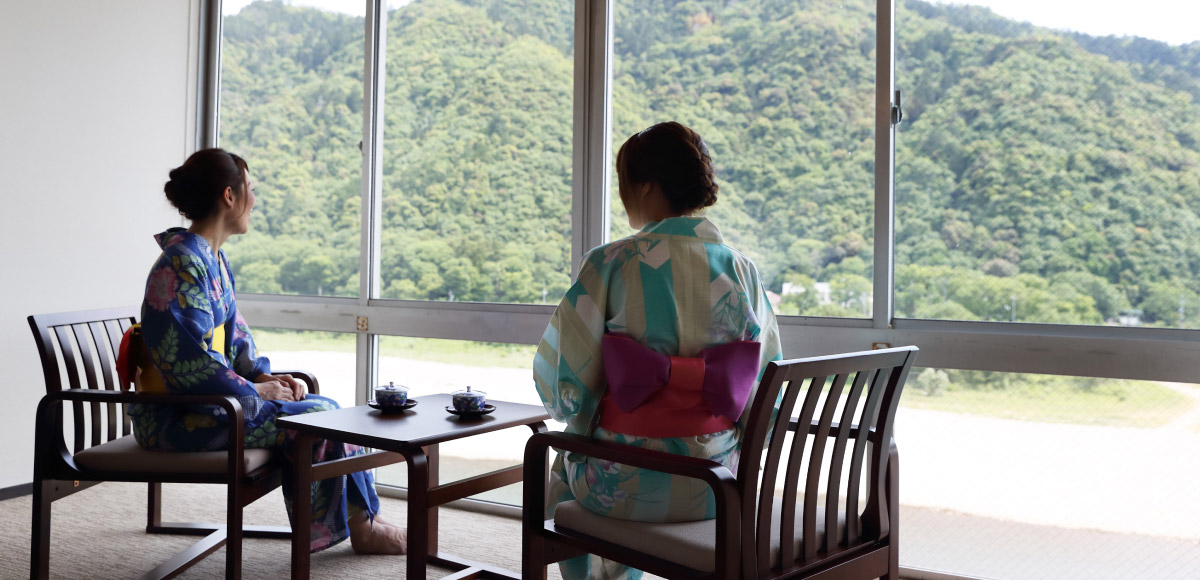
[349,512,408,555]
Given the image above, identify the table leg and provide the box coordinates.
[403,446,429,580]
[426,443,440,560]
[291,433,316,580]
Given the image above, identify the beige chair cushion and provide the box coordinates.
[554,498,851,572]
[73,435,274,474]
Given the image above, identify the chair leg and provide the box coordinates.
[522,437,550,580]
[886,450,900,580]
[521,533,548,580]
[30,480,51,580]
[226,484,242,580]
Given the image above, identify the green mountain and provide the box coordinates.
[219,0,1200,328]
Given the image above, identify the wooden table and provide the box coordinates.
[277,394,550,580]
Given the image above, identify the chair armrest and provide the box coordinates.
[39,388,246,425]
[34,389,248,478]
[525,431,736,489]
[275,369,320,395]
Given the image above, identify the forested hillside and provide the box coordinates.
[220,0,1200,328]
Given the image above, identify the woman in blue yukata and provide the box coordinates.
[128,148,407,555]
[534,121,783,579]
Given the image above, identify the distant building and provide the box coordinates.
[781,281,832,304]
[765,290,782,309]
[1117,309,1143,327]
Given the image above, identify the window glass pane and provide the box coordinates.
[610,0,876,318]
[248,328,358,409]
[897,368,1200,578]
[219,1,364,297]
[374,336,549,505]
[378,0,575,305]
[896,0,1200,327]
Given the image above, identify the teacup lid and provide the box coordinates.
[377,381,406,391]
[451,385,485,397]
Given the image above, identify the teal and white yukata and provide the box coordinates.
[534,217,783,580]
[129,228,379,552]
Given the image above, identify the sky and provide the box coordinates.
[221,0,1200,46]
[221,0,409,17]
[927,0,1200,45]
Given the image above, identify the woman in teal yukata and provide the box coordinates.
[534,122,783,579]
[129,148,407,555]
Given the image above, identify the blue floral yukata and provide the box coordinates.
[534,217,783,580]
[128,228,379,552]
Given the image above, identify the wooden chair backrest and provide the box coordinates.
[738,346,918,577]
[28,306,139,454]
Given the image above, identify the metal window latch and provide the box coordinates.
[891,89,904,126]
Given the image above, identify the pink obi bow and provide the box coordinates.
[601,333,762,427]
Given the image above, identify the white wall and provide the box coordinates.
[0,1,198,489]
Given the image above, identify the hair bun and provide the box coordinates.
[162,148,249,222]
[164,168,189,203]
[615,121,720,214]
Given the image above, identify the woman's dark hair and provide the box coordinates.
[163,148,249,221]
[615,121,718,214]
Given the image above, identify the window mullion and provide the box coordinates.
[198,0,221,150]
[571,0,613,275]
[873,0,897,330]
[358,0,387,403]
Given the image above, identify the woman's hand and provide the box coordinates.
[255,373,307,401]
[255,379,294,401]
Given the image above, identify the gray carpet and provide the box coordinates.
[0,481,567,580]
[8,481,1197,579]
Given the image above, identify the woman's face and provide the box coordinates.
[233,172,256,234]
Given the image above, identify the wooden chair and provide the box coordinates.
[523,346,918,580]
[29,306,320,580]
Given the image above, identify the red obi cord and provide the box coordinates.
[599,355,734,438]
